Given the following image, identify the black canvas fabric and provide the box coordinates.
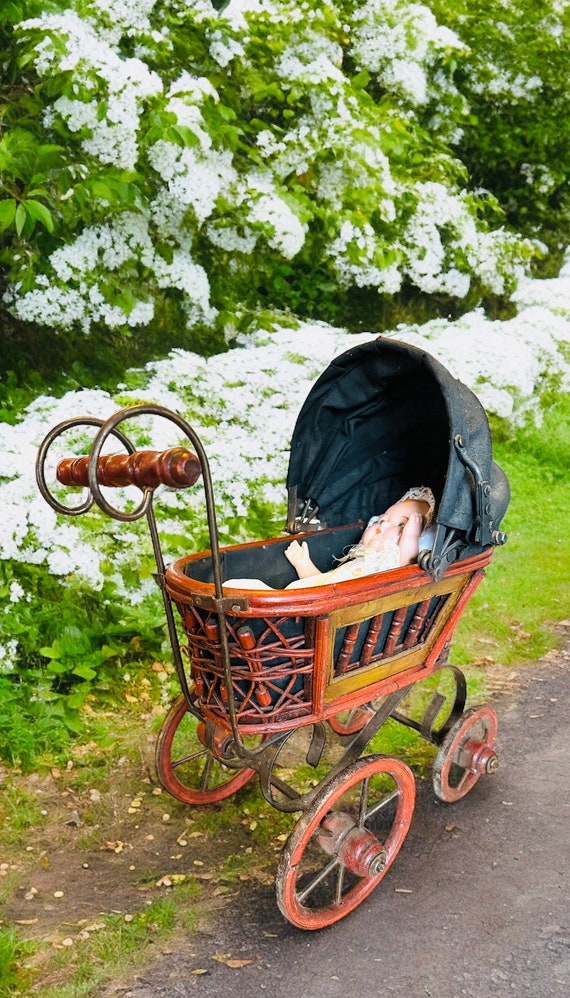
[286,336,510,545]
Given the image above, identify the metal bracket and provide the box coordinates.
[287,496,323,534]
[191,592,250,613]
[454,434,494,546]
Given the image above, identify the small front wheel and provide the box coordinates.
[155,695,258,805]
[276,754,416,929]
[432,705,499,803]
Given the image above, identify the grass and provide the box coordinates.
[0,928,36,998]
[451,397,570,666]
[0,785,48,847]
[0,750,208,997]
[25,900,190,998]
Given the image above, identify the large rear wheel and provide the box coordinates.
[276,754,416,929]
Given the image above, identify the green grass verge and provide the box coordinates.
[452,397,570,666]
[14,898,199,998]
[0,928,36,998]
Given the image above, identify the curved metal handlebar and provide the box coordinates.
[37,402,218,549]
[35,416,135,517]
[36,403,249,757]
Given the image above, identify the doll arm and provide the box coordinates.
[398,512,425,566]
[284,540,322,579]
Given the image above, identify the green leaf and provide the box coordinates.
[14,201,27,236]
[0,199,17,231]
[65,691,88,710]
[39,644,60,660]
[35,143,66,171]
[46,660,68,675]
[167,124,200,148]
[101,644,121,659]
[72,662,97,681]
[24,199,55,233]
[351,69,371,90]
[91,180,114,201]
[114,289,137,314]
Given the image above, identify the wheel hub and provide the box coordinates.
[459,738,499,775]
[317,812,387,878]
[196,721,236,761]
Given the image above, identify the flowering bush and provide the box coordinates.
[0,0,549,348]
[1,252,569,752]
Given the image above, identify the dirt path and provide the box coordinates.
[97,642,569,998]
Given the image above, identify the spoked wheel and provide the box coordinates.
[432,705,499,803]
[155,695,259,805]
[276,754,416,930]
[328,704,376,736]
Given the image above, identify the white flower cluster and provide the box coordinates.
[470,71,543,103]
[170,71,218,104]
[0,639,19,674]
[350,0,468,107]
[84,0,157,39]
[209,28,246,68]
[243,180,307,259]
[7,284,94,332]
[225,0,266,18]
[22,10,163,170]
[51,213,155,278]
[149,142,236,227]
[8,214,168,332]
[401,182,507,296]
[520,163,558,195]
[0,388,118,589]
[276,33,345,86]
[327,219,402,293]
[153,250,216,325]
[324,177,531,299]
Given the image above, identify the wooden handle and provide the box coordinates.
[56,447,201,489]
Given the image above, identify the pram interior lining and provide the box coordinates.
[182,523,484,595]
[287,349,450,528]
[184,525,363,589]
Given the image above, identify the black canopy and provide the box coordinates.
[286,336,509,570]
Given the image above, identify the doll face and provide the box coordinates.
[361,499,428,551]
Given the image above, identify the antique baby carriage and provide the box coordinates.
[37,335,509,930]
